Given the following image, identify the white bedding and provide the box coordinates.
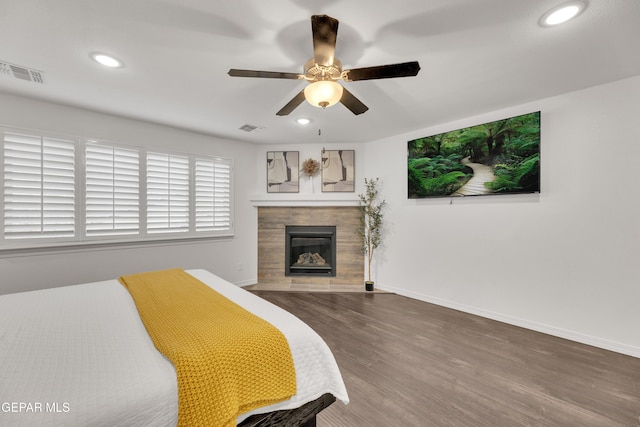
[0,269,348,426]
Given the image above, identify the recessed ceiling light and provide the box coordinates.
[90,52,124,68]
[295,118,311,125]
[540,1,587,27]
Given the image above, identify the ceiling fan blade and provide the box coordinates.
[340,87,369,115]
[342,61,421,81]
[276,90,306,116]
[228,69,303,79]
[311,15,339,66]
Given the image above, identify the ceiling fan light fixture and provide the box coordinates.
[228,15,420,116]
[304,80,343,108]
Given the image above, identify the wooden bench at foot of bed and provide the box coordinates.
[238,393,336,427]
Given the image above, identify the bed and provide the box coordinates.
[0,269,349,426]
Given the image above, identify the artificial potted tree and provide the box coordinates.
[357,178,386,291]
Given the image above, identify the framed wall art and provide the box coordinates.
[321,149,355,192]
[408,111,540,198]
[267,151,299,193]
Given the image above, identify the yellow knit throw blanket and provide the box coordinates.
[119,269,296,427]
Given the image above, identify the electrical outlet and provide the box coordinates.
[237,263,243,271]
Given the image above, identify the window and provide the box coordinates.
[195,157,231,232]
[85,143,139,237]
[147,152,190,234]
[3,131,75,240]
[1,127,233,250]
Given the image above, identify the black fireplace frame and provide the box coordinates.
[285,225,337,277]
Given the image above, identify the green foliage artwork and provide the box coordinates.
[408,111,540,198]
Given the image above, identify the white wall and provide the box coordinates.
[0,94,258,294]
[364,75,640,357]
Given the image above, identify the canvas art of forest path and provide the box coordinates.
[407,111,540,199]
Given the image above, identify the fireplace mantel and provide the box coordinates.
[250,195,359,207]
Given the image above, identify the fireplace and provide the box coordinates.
[285,225,336,277]
[258,207,362,286]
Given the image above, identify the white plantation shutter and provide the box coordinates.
[147,152,189,233]
[3,131,75,239]
[195,157,231,231]
[2,127,233,249]
[85,143,139,236]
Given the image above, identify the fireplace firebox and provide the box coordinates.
[285,225,336,277]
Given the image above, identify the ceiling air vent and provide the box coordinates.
[0,61,46,84]
[239,124,264,132]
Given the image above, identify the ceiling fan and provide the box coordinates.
[228,15,421,116]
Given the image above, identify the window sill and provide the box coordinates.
[0,233,234,258]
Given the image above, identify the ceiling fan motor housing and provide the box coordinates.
[304,58,342,82]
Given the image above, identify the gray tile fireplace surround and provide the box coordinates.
[256,206,364,287]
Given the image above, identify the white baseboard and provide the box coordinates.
[235,278,257,287]
[379,284,640,359]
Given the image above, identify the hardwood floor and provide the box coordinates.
[250,291,640,427]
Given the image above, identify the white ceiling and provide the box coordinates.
[1,0,639,145]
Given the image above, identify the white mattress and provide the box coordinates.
[0,269,348,426]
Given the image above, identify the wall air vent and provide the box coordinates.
[239,124,265,132]
[0,61,46,84]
